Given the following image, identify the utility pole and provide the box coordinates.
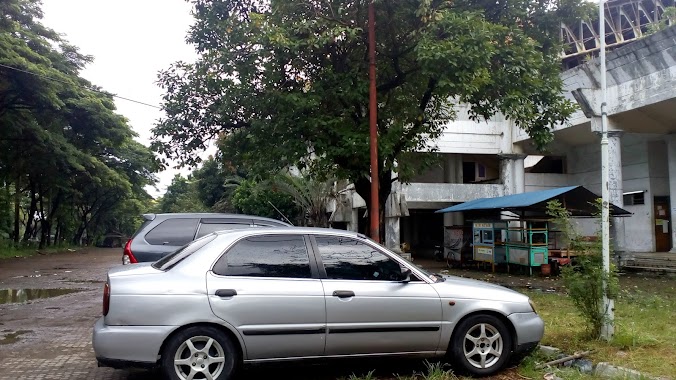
[368,0,380,243]
[599,0,614,341]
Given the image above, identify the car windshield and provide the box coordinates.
[152,234,217,271]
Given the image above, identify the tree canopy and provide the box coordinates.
[153,0,590,220]
[0,0,160,247]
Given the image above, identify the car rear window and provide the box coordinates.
[144,218,199,246]
[212,235,311,278]
[195,223,252,239]
[152,234,217,271]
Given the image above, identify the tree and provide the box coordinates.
[267,174,336,227]
[0,0,160,246]
[156,175,207,213]
[231,179,300,222]
[153,0,590,235]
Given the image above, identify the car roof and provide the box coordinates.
[212,227,367,239]
[143,213,291,225]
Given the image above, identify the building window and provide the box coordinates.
[623,192,645,206]
[477,163,486,179]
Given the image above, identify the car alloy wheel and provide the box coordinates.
[450,315,512,376]
[463,322,503,369]
[173,335,225,380]
[163,326,237,380]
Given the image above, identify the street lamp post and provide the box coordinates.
[368,0,380,243]
[599,0,614,341]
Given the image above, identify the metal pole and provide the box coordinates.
[599,0,614,341]
[368,0,380,243]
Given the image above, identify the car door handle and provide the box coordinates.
[332,290,355,298]
[215,289,237,297]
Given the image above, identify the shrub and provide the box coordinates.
[546,199,619,338]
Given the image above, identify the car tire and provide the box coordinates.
[449,314,513,377]
[162,326,238,380]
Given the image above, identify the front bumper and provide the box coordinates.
[507,312,545,345]
[92,317,176,367]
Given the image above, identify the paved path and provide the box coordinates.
[0,248,151,380]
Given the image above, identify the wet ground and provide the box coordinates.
[4,248,668,379]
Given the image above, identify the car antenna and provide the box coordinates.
[267,201,295,226]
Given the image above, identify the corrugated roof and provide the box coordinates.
[435,186,631,216]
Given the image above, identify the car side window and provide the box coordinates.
[196,223,252,238]
[144,218,199,246]
[212,235,312,278]
[315,236,403,281]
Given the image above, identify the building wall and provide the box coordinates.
[525,173,572,192]
[564,135,668,251]
[428,105,510,154]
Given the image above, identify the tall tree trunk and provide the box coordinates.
[54,221,60,245]
[354,172,392,243]
[22,181,37,243]
[13,177,20,243]
[44,189,61,247]
[39,188,46,249]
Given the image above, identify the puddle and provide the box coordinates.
[0,330,32,345]
[0,288,82,304]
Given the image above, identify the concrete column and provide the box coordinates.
[608,131,626,254]
[500,154,526,195]
[666,135,676,252]
[347,208,359,232]
[443,154,464,226]
[385,181,401,251]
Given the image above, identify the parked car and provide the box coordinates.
[94,228,543,379]
[122,213,291,264]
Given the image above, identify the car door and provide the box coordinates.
[313,235,443,356]
[206,233,326,360]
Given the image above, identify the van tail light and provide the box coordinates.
[122,239,137,265]
[103,282,110,316]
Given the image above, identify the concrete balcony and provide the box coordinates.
[401,183,505,209]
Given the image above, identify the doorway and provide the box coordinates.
[654,196,672,252]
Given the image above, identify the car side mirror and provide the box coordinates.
[400,267,412,283]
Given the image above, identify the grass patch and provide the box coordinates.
[0,242,79,259]
[341,362,458,380]
[525,282,676,378]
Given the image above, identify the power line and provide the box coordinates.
[0,62,161,109]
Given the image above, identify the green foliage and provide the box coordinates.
[546,200,619,338]
[156,175,207,213]
[231,179,299,221]
[647,7,676,34]
[153,0,589,216]
[266,173,335,227]
[0,0,159,247]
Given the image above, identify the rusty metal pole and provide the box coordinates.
[368,0,380,243]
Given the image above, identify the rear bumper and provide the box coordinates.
[92,317,176,367]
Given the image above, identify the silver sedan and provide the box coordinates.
[93,228,543,380]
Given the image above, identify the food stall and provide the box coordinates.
[504,220,549,275]
[471,221,508,272]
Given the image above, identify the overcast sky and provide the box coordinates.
[40,0,202,197]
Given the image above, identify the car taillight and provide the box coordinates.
[103,282,110,316]
[122,239,137,265]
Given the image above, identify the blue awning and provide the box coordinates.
[435,186,631,216]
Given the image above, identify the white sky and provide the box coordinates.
[40,0,205,197]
